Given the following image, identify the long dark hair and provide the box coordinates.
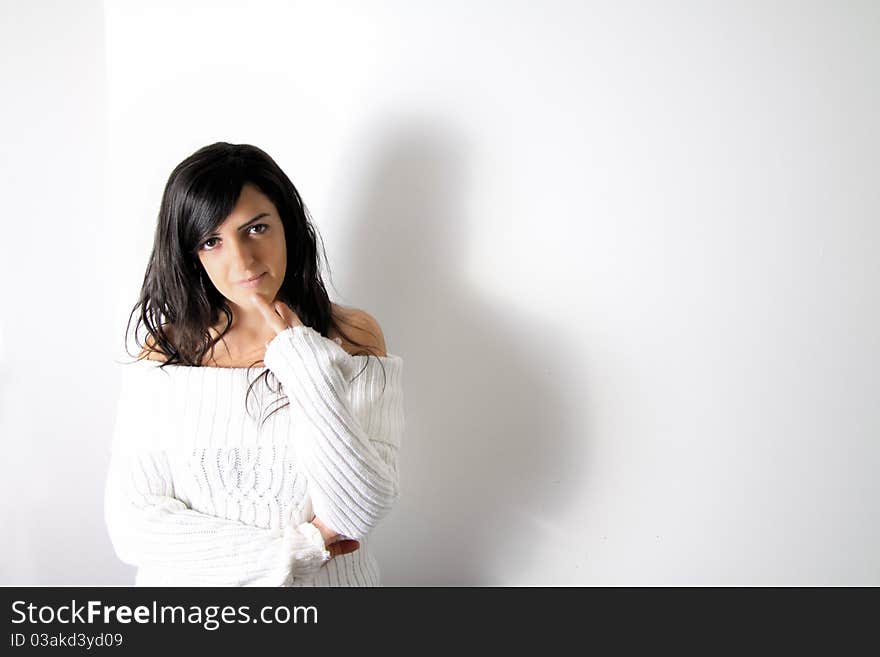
[124,141,386,426]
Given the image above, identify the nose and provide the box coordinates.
[225,238,258,275]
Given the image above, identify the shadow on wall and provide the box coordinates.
[329,116,585,585]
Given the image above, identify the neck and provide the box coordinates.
[212,303,277,346]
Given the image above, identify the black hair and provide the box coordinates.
[124,141,386,427]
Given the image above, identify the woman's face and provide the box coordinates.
[196,182,287,313]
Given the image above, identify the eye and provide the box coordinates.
[199,224,269,251]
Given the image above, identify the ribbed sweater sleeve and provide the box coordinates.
[104,365,332,586]
[104,448,331,586]
[263,325,402,541]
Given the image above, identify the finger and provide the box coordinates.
[249,294,286,334]
[274,301,304,328]
[249,293,271,316]
[273,302,289,323]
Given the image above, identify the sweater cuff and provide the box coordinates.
[281,521,331,580]
[265,324,352,373]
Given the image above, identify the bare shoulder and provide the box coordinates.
[138,326,175,363]
[330,303,388,357]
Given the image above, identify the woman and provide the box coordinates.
[104,142,404,586]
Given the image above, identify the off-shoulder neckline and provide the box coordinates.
[127,351,402,372]
[127,323,401,371]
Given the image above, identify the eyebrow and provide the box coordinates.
[207,212,270,237]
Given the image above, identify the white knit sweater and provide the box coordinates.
[104,324,404,586]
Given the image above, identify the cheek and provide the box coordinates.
[200,262,222,286]
[270,239,286,263]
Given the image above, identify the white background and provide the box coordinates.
[0,0,877,585]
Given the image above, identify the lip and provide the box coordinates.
[238,272,267,287]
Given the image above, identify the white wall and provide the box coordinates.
[1,0,877,585]
[0,0,111,584]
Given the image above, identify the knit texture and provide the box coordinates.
[104,324,404,586]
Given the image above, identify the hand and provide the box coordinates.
[310,514,360,559]
[249,293,304,341]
